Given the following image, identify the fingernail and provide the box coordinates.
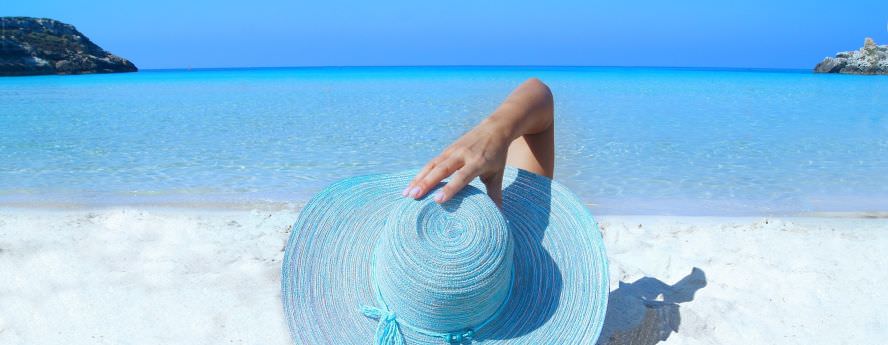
[409,186,421,198]
[401,185,411,197]
[433,191,444,203]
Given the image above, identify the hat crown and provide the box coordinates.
[373,186,514,333]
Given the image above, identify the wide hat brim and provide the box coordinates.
[281,167,608,344]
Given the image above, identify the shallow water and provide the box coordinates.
[1,67,886,215]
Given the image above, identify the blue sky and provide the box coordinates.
[6,0,888,69]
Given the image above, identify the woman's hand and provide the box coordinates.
[402,120,512,206]
[403,78,555,207]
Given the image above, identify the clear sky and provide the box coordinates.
[6,0,888,70]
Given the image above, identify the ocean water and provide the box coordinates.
[1,67,886,215]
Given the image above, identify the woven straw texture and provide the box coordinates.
[281,167,608,344]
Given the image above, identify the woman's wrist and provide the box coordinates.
[478,111,521,146]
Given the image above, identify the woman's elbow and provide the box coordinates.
[523,78,553,108]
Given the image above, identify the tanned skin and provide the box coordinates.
[403,78,555,207]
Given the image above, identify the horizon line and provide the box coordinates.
[140,64,813,73]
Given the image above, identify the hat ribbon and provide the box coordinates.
[359,269,514,344]
[360,305,479,344]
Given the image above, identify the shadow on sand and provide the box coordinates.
[597,267,707,345]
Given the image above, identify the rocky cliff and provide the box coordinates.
[0,17,137,76]
[814,37,887,75]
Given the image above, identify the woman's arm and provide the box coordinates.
[403,78,555,206]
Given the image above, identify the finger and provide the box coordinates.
[412,158,463,199]
[434,167,479,203]
[404,156,443,196]
[480,170,504,208]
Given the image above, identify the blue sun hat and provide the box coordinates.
[281,167,608,344]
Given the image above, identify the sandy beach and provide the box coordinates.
[1,208,885,344]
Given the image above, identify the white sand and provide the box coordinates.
[0,208,885,344]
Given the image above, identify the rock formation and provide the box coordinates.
[814,37,888,75]
[0,17,137,76]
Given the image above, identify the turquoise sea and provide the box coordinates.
[1,67,886,215]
